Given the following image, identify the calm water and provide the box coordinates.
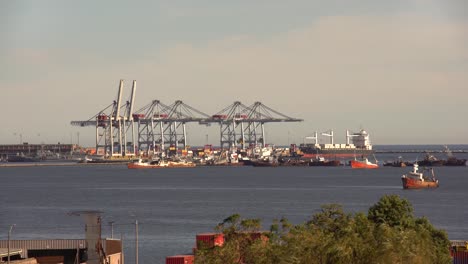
[1,150,468,263]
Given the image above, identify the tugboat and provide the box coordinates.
[401,164,438,189]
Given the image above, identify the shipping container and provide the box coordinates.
[212,114,228,119]
[154,114,169,118]
[132,114,145,121]
[166,255,194,264]
[234,114,248,119]
[196,233,224,249]
[452,251,468,264]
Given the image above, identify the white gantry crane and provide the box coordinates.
[71,80,137,158]
[204,101,303,150]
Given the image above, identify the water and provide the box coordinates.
[1,150,468,263]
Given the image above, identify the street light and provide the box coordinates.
[8,224,15,264]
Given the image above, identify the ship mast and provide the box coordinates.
[305,131,318,144]
[321,130,334,144]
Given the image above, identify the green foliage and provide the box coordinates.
[195,196,451,264]
[368,194,414,228]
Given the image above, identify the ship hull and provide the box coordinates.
[401,177,439,189]
[299,148,374,159]
[128,161,196,169]
[309,160,342,166]
[350,160,378,169]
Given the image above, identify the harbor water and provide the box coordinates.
[1,149,468,263]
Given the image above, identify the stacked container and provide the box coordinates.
[196,233,225,249]
[166,255,195,264]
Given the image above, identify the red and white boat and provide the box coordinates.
[350,157,379,169]
[401,164,439,189]
[128,158,196,169]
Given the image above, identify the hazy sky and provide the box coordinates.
[1,0,467,146]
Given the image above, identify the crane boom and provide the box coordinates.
[114,80,124,120]
[127,80,137,119]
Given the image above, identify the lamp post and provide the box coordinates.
[8,224,15,264]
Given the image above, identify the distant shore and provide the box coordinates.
[0,161,126,167]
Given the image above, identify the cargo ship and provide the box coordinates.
[297,129,374,158]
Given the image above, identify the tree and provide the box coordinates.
[195,195,452,264]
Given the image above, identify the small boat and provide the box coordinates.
[251,160,279,167]
[401,164,438,189]
[350,157,379,169]
[383,156,407,167]
[417,153,445,166]
[128,158,196,169]
[276,156,310,166]
[445,157,467,166]
[309,156,341,167]
[443,146,467,166]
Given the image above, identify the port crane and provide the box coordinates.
[163,100,211,153]
[204,101,303,150]
[70,80,137,158]
[71,80,303,158]
[203,101,251,150]
[244,101,303,148]
[133,100,210,156]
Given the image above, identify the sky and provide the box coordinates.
[1,0,467,146]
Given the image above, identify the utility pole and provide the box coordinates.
[135,219,139,264]
[8,224,15,264]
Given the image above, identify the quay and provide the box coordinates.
[375,149,468,154]
[0,161,128,168]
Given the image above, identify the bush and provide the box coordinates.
[195,195,451,264]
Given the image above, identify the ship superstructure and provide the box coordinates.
[298,129,374,158]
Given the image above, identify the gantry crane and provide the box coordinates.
[243,101,303,148]
[132,100,170,155]
[203,101,250,150]
[204,101,303,150]
[133,100,210,156]
[71,80,137,158]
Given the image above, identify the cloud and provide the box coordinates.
[139,14,467,111]
[2,13,467,145]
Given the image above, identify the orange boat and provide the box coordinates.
[401,164,438,189]
[128,159,196,169]
[350,157,379,169]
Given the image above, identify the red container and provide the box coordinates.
[212,114,227,119]
[453,251,468,264]
[196,233,224,249]
[132,113,145,121]
[166,255,194,264]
